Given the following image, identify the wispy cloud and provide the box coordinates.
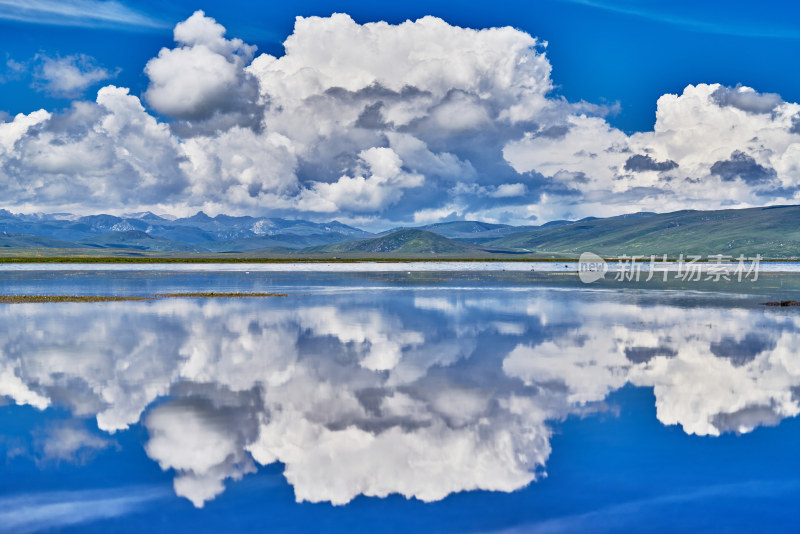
[0,56,25,83]
[33,420,119,464]
[554,0,800,39]
[0,0,168,30]
[33,54,118,97]
[0,486,170,534]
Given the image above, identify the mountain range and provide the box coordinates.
[1,205,798,258]
[0,210,368,253]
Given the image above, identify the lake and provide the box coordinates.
[1,267,800,533]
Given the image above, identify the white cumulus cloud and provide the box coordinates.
[1,11,800,226]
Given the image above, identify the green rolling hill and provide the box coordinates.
[203,232,355,252]
[486,205,800,258]
[0,232,87,249]
[377,221,538,244]
[78,231,205,252]
[301,229,489,256]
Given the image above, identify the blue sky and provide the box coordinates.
[4,0,800,132]
[2,0,800,227]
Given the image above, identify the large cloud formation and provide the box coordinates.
[1,11,800,226]
[2,286,800,507]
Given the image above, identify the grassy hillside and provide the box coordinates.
[379,221,535,244]
[488,205,800,258]
[0,232,87,249]
[79,231,204,252]
[203,232,355,252]
[302,229,486,256]
[422,221,510,234]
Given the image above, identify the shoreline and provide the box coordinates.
[1,256,799,264]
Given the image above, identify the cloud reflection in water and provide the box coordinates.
[1,287,799,507]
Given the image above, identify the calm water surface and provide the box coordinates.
[1,269,800,533]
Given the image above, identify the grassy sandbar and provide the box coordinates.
[156,292,287,298]
[0,295,151,303]
[0,292,287,304]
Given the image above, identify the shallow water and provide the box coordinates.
[2,260,800,272]
[1,270,800,533]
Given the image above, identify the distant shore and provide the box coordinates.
[0,256,798,263]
